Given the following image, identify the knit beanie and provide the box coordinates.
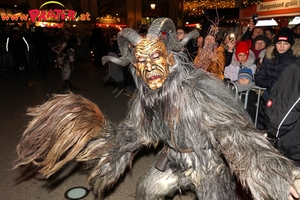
[274,27,294,46]
[235,40,252,61]
[253,34,271,47]
[238,68,253,82]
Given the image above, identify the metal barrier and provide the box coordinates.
[243,86,266,127]
[105,51,136,97]
[227,81,266,127]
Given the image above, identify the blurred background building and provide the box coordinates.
[0,0,299,33]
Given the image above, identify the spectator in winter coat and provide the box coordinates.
[255,27,299,94]
[235,68,255,92]
[235,68,257,121]
[240,18,265,43]
[6,26,30,76]
[255,27,300,130]
[251,34,270,67]
[224,40,256,82]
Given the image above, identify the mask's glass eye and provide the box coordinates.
[152,52,160,59]
[138,57,146,62]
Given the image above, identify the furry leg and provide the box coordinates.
[293,167,300,195]
[136,165,179,200]
[167,147,237,200]
[77,121,151,196]
[193,168,236,200]
[136,154,236,200]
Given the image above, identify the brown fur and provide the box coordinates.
[13,93,105,178]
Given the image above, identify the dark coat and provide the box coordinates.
[224,48,233,67]
[255,45,298,93]
[265,57,300,164]
[255,44,300,130]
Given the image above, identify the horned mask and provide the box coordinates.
[102,18,199,90]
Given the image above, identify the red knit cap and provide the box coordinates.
[235,40,252,61]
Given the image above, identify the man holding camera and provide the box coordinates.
[241,14,265,42]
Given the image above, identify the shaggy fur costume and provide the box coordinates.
[13,18,299,200]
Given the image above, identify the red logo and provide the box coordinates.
[266,100,273,107]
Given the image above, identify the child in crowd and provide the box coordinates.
[235,68,257,122]
[224,40,256,82]
[235,68,255,92]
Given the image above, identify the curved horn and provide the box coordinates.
[146,17,199,52]
[168,29,199,52]
[147,17,177,40]
[102,28,142,66]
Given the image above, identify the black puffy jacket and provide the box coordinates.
[255,46,297,92]
[265,57,300,164]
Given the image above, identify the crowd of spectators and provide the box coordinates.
[180,21,300,127]
[178,21,300,165]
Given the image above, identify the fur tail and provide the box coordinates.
[13,93,106,178]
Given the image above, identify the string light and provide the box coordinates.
[183,0,236,16]
[241,0,262,9]
[183,0,264,16]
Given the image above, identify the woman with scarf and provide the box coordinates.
[251,34,270,72]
